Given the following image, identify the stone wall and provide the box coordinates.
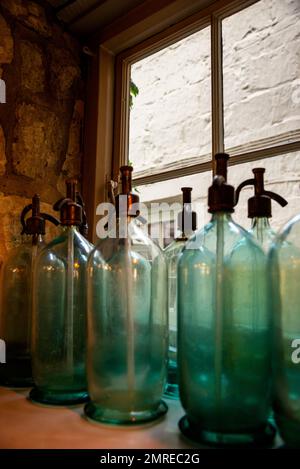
[0,0,84,264]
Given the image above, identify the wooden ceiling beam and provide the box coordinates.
[67,0,109,26]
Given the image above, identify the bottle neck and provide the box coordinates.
[32,234,44,246]
[62,225,79,232]
[250,216,274,250]
[21,233,44,246]
[251,217,271,231]
[211,211,233,223]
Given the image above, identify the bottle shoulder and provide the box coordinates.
[179,214,265,266]
[90,224,165,264]
[275,213,300,248]
[37,229,92,265]
[269,219,300,262]
[249,225,275,253]
[185,216,259,251]
[249,226,275,238]
[164,239,186,257]
[43,228,91,250]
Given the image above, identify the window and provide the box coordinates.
[122,0,300,244]
[130,26,212,174]
[84,0,300,242]
[138,172,211,247]
[223,0,300,148]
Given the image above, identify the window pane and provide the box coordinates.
[137,171,212,247]
[229,151,300,231]
[223,0,300,149]
[129,26,211,175]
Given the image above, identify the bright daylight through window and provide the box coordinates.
[128,0,300,247]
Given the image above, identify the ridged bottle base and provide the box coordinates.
[179,415,276,447]
[84,399,168,425]
[29,387,89,406]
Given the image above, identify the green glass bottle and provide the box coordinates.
[164,187,197,399]
[269,215,300,448]
[177,153,275,447]
[85,166,168,425]
[30,180,92,405]
[235,168,287,252]
[0,195,59,387]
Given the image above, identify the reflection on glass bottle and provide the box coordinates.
[0,195,59,387]
[164,187,197,399]
[270,215,300,448]
[30,180,92,405]
[85,166,168,424]
[178,154,275,447]
[235,168,287,252]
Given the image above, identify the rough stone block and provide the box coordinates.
[12,103,64,179]
[0,126,7,176]
[1,0,52,37]
[20,40,45,93]
[57,100,84,194]
[1,0,27,18]
[49,47,80,99]
[0,14,14,64]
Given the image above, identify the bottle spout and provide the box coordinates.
[215,153,230,181]
[53,179,83,226]
[178,187,197,234]
[20,194,60,236]
[235,178,255,206]
[252,168,265,196]
[116,166,140,218]
[208,153,235,213]
[235,167,288,218]
[31,194,40,218]
[76,191,89,238]
[66,178,78,202]
[263,190,288,208]
[181,187,192,205]
[120,166,133,194]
